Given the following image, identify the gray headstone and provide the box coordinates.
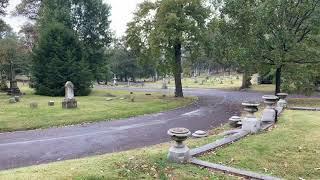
[48,101,55,106]
[62,81,77,109]
[9,98,16,104]
[30,102,38,109]
[14,96,20,102]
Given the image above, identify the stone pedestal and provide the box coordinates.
[261,95,279,123]
[241,102,261,133]
[167,128,191,163]
[277,93,288,108]
[62,98,77,109]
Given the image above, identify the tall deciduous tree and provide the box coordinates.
[126,0,210,97]
[221,0,320,94]
[71,0,112,81]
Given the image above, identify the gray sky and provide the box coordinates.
[2,0,143,37]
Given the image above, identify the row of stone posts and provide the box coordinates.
[167,93,288,163]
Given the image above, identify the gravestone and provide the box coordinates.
[9,98,16,104]
[0,79,8,92]
[62,81,77,109]
[130,92,135,102]
[113,74,117,86]
[48,101,55,106]
[7,80,21,96]
[14,96,20,102]
[30,102,38,109]
[251,74,260,85]
[162,78,168,89]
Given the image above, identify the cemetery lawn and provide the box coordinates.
[0,110,319,179]
[0,126,236,180]
[0,86,195,132]
[288,98,320,107]
[147,75,242,90]
[199,110,320,179]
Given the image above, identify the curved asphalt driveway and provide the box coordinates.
[0,87,264,170]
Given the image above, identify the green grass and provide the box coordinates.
[288,98,320,107]
[146,74,242,90]
[199,110,320,179]
[0,110,318,179]
[0,126,235,180]
[249,84,275,93]
[0,85,195,132]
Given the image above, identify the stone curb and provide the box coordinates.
[288,107,320,111]
[190,130,249,156]
[190,158,282,180]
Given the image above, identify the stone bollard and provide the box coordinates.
[30,102,38,109]
[241,102,261,133]
[229,116,242,128]
[167,128,191,163]
[261,95,279,123]
[276,93,288,108]
[48,101,55,106]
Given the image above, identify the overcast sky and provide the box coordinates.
[2,0,143,37]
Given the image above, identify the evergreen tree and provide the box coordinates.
[33,23,92,96]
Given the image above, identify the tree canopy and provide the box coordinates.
[216,0,320,94]
[126,0,210,97]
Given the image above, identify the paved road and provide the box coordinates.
[0,87,264,170]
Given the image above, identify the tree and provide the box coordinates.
[71,0,112,81]
[15,0,112,81]
[0,33,31,92]
[14,0,41,20]
[221,0,320,94]
[0,0,8,16]
[0,0,9,38]
[107,40,141,82]
[126,0,210,97]
[19,23,38,51]
[32,23,92,96]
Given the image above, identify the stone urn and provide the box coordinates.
[229,116,242,128]
[167,128,191,163]
[241,102,261,133]
[277,93,288,108]
[261,95,279,123]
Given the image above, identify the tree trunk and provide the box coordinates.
[174,43,183,97]
[275,66,282,95]
[240,71,252,89]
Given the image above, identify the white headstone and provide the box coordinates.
[65,81,75,100]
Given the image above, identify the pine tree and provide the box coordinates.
[33,23,92,96]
